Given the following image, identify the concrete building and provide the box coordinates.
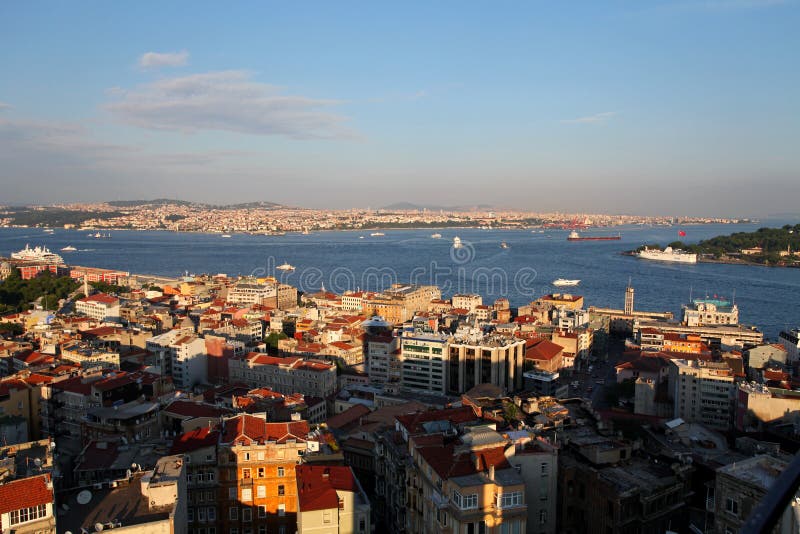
[366,334,400,385]
[736,382,800,431]
[447,331,526,395]
[166,334,208,389]
[226,280,277,305]
[746,343,788,373]
[296,465,371,534]
[58,454,188,534]
[624,283,634,315]
[714,455,799,534]
[75,293,121,322]
[538,293,584,311]
[668,359,736,430]
[506,435,558,534]
[399,331,448,395]
[228,353,337,398]
[452,293,483,313]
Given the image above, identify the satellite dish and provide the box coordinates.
[34,458,42,467]
[77,490,92,505]
[95,523,104,532]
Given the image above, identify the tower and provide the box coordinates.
[624,278,634,316]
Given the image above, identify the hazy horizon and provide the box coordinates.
[1,1,798,217]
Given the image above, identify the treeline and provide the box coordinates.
[0,269,79,313]
[4,208,125,227]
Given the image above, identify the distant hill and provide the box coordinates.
[381,202,494,211]
[216,201,282,210]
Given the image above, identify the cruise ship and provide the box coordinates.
[637,246,697,264]
[11,244,64,264]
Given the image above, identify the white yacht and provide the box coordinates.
[553,278,580,287]
[221,234,232,238]
[431,233,442,239]
[276,263,296,271]
[370,232,385,237]
[637,246,697,264]
[453,236,463,249]
[60,245,77,252]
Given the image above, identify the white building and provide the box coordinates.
[0,474,55,534]
[146,328,206,388]
[226,281,276,305]
[366,335,400,385]
[778,327,800,363]
[75,293,120,322]
[451,293,483,312]
[682,298,739,327]
[447,329,526,394]
[668,359,736,430]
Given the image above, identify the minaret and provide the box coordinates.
[624,278,634,316]
[83,274,89,297]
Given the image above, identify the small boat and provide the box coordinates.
[60,245,77,252]
[553,279,580,287]
[221,234,232,238]
[359,236,365,239]
[431,233,442,239]
[371,232,385,237]
[453,237,463,249]
[43,229,54,233]
[500,242,509,249]
[276,263,295,271]
[93,232,102,238]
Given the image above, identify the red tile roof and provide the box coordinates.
[326,404,371,430]
[221,414,310,444]
[395,406,480,435]
[0,474,53,514]
[525,339,563,361]
[296,465,359,512]
[79,293,119,304]
[416,442,511,480]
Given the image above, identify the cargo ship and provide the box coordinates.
[567,231,621,241]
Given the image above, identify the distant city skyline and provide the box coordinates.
[1,1,798,216]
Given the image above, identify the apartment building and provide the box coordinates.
[0,474,56,534]
[399,331,448,395]
[296,465,371,534]
[452,294,483,313]
[218,414,316,534]
[228,353,337,398]
[668,359,736,430]
[75,293,121,322]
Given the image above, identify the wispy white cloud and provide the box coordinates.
[105,70,354,139]
[138,50,189,69]
[561,111,616,124]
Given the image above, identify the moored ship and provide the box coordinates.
[11,244,65,264]
[637,246,697,264]
[567,230,620,241]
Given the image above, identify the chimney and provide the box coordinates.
[488,463,495,481]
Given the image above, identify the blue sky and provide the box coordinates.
[0,1,798,216]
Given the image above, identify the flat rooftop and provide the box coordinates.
[57,474,173,534]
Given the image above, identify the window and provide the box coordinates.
[242,468,251,479]
[257,451,265,461]
[278,504,285,517]
[229,507,238,520]
[208,508,216,521]
[243,453,250,461]
[278,485,285,496]
[241,489,252,501]
[230,529,238,534]
[323,510,332,523]
[539,510,547,525]
[278,527,286,534]
[462,493,478,510]
[540,462,548,475]
[257,467,265,478]
[229,487,237,499]
[258,505,266,518]
[359,517,366,533]
[242,508,252,522]
[498,491,523,509]
[198,508,206,522]
[277,466,285,477]
[257,486,266,498]
[725,497,739,516]
[188,508,195,522]
[258,527,266,534]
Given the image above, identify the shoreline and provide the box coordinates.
[621,250,799,269]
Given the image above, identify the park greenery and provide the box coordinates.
[0,268,79,313]
[636,224,800,265]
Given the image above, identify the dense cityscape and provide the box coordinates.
[1,242,799,533]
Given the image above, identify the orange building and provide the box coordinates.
[219,414,316,534]
[663,333,708,354]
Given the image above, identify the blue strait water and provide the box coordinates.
[1,223,798,339]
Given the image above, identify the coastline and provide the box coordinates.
[621,250,799,269]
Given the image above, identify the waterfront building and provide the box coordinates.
[683,297,739,327]
[75,293,121,322]
[668,359,736,430]
[228,353,337,398]
[778,327,800,363]
[296,465,371,534]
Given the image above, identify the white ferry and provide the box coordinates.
[431,233,442,239]
[11,244,64,264]
[553,278,580,287]
[637,246,697,264]
[453,236,463,249]
[370,232,385,237]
